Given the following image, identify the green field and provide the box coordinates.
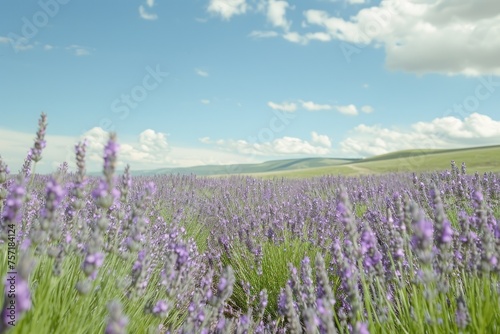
[250,145,500,178]
[123,145,500,178]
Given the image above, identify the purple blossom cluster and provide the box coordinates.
[0,114,499,332]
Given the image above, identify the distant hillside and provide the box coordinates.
[89,144,499,178]
[128,157,360,176]
[253,145,500,178]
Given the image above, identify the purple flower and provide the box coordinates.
[103,134,119,180]
[152,300,169,317]
[174,244,189,269]
[439,222,453,244]
[360,226,383,274]
[2,179,25,224]
[82,252,105,279]
[471,190,483,208]
[411,204,434,265]
[47,178,64,203]
[455,295,470,329]
[352,322,369,334]
[31,112,47,163]
[105,301,128,334]
[217,277,228,292]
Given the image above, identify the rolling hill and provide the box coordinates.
[122,144,500,178]
[252,145,500,178]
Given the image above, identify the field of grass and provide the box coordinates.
[128,157,359,177]
[252,145,500,178]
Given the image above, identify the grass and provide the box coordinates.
[250,145,500,178]
[219,235,333,319]
[0,250,181,334]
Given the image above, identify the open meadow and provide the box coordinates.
[0,115,499,333]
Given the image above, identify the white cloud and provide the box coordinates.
[202,133,333,156]
[301,100,333,111]
[268,101,297,112]
[201,99,211,104]
[66,45,92,56]
[305,32,331,42]
[195,68,209,77]
[283,31,308,44]
[0,127,170,174]
[1,37,35,52]
[44,44,53,51]
[139,4,158,20]
[335,104,358,116]
[249,30,279,38]
[361,105,374,113]
[267,0,291,31]
[347,0,366,4]
[301,0,500,76]
[311,131,332,147]
[208,0,248,20]
[340,112,500,157]
[0,127,265,173]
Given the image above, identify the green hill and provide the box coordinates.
[252,145,500,178]
[129,157,359,176]
[116,145,500,178]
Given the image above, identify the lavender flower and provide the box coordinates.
[105,300,128,334]
[20,151,32,178]
[473,189,497,274]
[360,225,383,276]
[410,203,434,266]
[82,252,105,280]
[1,177,25,232]
[283,284,301,334]
[0,156,8,203]
[455,295,470,329]
[103,133,119,183]
[30,112,47,163]
[352,322,369,334]
[152,300,169,317]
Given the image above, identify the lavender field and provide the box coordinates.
[0,115,499,333]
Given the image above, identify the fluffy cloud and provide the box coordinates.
[0,127,264,173]
[201,132,333,156]
[311,131,332,147]
[335,104,358,116]
[267,0,291,31]
[139,0,158,20]
[208,0,248,20]
[297,100,373,115]
[299,0,500,76]
[268,101,297,112]
[340,112,500,157]
[83,128,172,166]
[301,100,333,111]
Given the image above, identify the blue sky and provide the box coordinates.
[1,0,500,173]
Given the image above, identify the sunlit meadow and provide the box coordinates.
[0,114,499,333]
